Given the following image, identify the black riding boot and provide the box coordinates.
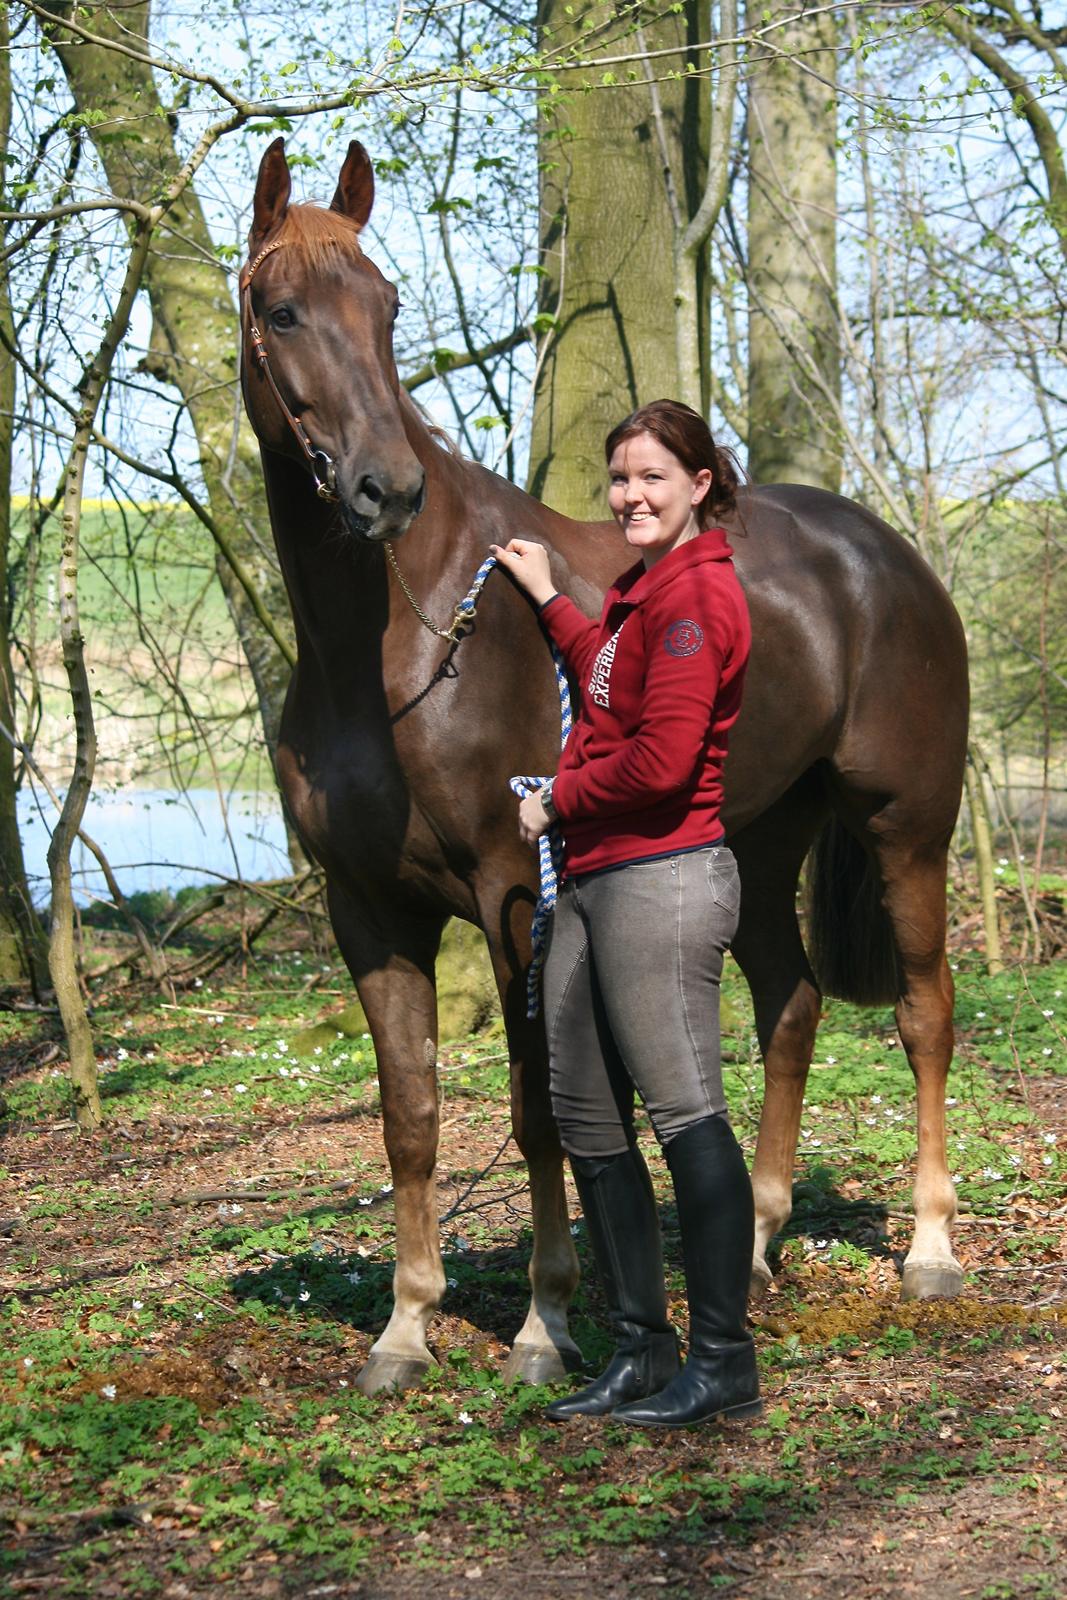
[614,1115,762,1428]
[545,1145,680,1421]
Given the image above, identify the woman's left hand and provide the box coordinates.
[518,791,551,847]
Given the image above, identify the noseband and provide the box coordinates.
[239,240,339,503]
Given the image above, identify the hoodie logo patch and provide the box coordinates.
[588,621,627,708]
[665,619,704,658]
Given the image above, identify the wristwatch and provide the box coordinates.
[540,778,558,823]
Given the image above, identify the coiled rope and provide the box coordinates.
[384,546,572,1017]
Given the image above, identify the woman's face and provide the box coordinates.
[607,432,712,568]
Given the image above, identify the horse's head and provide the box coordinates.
[241,138,426,542]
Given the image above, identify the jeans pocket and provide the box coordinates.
[706,850,741,918]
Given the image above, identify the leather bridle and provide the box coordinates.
[239,239,340,503]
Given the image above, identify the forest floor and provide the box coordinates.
[0,920,1065,1600]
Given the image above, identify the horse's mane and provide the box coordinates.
[275,202,364,277]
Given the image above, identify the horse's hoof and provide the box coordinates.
[355,1352,433,1395]
[503,1340,584,1385]
[749,1258,773,1302]
[900,1260,964,1301]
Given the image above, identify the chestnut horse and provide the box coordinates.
[240,138,969,1395]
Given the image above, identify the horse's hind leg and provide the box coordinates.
[482,888,582,1383]
[730,779,828,1297]
[876,839,963,1300]
[329,885,449,1394]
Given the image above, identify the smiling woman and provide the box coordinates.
[493,400,760,1429]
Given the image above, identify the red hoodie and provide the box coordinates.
[540,528,750,878]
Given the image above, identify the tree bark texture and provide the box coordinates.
[746,0,842,490]
[528,1,709,517]
[42,0,294,756]
[0,10,48,992]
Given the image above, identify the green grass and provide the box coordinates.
[0,947,1064,1592]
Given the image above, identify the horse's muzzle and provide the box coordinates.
[340,468,426,543]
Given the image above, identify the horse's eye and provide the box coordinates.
[270,306,296,331]
[392,299,402,323]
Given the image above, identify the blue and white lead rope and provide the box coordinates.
[454,556,573,1018]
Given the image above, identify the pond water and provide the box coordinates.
[17,788,290,907]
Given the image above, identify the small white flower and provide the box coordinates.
[1043,1009,1055,1018]
[380,1183,393,1195]
[458,1411,474,1426]
[864,1117,877,1125]
[194,1310,205,1321]
[313,1047,323,1056]
[950,962,959,971]
[1055,991,1063,999]
[310,1065,321,1074]
[194,979,203,988]
[982,1168,1004,1181]
[1007,992,1015,999]
[337,1031,345,1039]
[1044,1133,1057,1144]
[994,1028,1003,1037]
[998,857,1009,866]
[202,1089,213,1098]
[346,1271,361,1286]
[339,1379,349,1388]
[296,1078,308,1089]
[234,1083,248,1094]
[447,1277,458,1288]
[275,1040,287,1051]
[946,1097,958,1107]
[1043,1048,1054,1057]
[231,1203,243,1215]
[116,1047,128,1061]
[1042,1156,1053,1167]
[132,1300,144,1310]
[278,1066,289,1077]
[359,1197,373,1207]
[810,1139,822,1148]
[22,1357,33,1369]
[299,1290,310,1303]
[100,1384,117,1400]
[814,1239,828,1250]
[976,1012,986,1020]
[994,867,1004,876]
[951,1173,962,1182]
[1009,1155,1021,1166]
[825,1055,836,1065]
[872,1095,882,1105]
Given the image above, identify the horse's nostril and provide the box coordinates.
[358,474,384,506]
[412,474,427,516]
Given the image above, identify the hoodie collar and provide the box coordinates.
[607,526,734,607]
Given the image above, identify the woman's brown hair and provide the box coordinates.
[604,399,742,524]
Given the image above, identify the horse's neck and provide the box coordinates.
[263,424,542,673]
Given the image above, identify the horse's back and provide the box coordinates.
[719,485,968,832]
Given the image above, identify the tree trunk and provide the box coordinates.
[42,0,294,758]
[528,1,709,516]
[0,10,48,993]
[746,1,841,490]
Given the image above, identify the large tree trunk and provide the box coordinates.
[0,10,48,992]
[42,0,294,756]
[746,1,841,490]
[528,1,709,517]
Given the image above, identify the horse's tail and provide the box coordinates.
[805,817,902,1006]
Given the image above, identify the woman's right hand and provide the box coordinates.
[490,539,557,608]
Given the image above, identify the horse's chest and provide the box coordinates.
[276,712,458,891]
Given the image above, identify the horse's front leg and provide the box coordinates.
[330,887,448,1394]
[483,892,582,1383]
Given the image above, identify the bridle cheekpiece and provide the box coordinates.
[239,239,339,503]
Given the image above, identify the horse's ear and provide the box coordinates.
[250,138,291,245]
[331,141,374,229]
